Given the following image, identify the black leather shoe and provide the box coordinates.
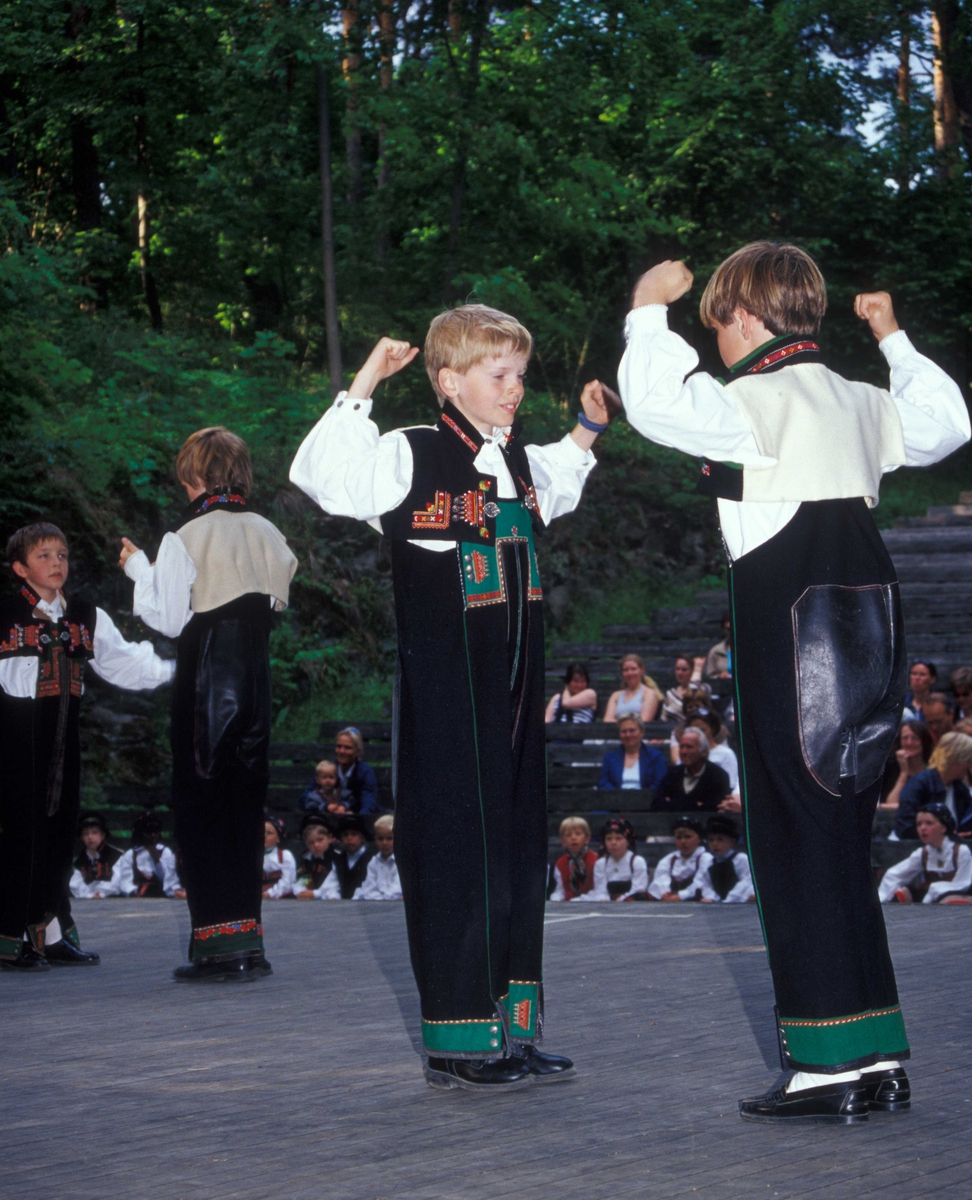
[514,1045,575,1082]
[739,1080,869,1125]
[425,1057,533,1092]
[45,940,100,966]
[249,955,273,977]
[173,956,260,983]
[0,946,50,972]
[862,1067,911,1112]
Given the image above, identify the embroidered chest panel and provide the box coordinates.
[412,480,500,539]
[0,590,94,697]
[459,500,542,609]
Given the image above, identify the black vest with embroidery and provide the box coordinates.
[0,586,96,698]
[380,402,544,545]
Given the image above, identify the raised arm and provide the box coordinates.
[90,609,175,690]
[121,533,194,639]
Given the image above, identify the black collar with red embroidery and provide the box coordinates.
[722,333,824,383]
[178,490,249,527]
[437,401,523,460]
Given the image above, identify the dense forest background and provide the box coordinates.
[2,0,972,785]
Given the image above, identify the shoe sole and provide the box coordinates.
[173,970,262,984]
[739,1109,868,1125]
[869,1100,911,1112]
[47,959,100,966]
[424,1067,534,1093]
[528,1066,577,1084]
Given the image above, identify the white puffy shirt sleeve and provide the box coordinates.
[161,847,182,897]
[879,331,970,467]
[618,306,776,467]
[124,535,195,638]
[90,609,175,690]
[878,848,922,902]
[289,393,414,521]
[524,434,596,524]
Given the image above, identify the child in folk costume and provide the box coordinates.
[329,814,376,899]
[696,815,755,904]
[294,814,339,897]
[291,305,618,1089]
[549,817,598,901]
[0,524,173,971]
[620,244,969,1123]
[70,812,124,900]
[120,427,297,982]
[113,809,183,898]
[262,815,297,899]
[578,818,649,902]
[354,815,402,900]
[647,818,706,901]
[879,805,972,904]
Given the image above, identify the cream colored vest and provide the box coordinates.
[176,510,298,614]
[732,363,907,506]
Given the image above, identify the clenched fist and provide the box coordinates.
[348,337,421,400]
[580,379,622,427]
[854,292,899,342]
[632,260,694,309]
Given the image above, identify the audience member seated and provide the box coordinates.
[354,815,401,900]
[299,758,342,814]
[325,814,376,899]
[334,727,380,814]
[880,720,933,809]
[112,809,184,898]
[662,656,711,723]
[704,613,732,681]
[294,814,339,898]
[262,814,297,899]
[576,818,648,901]
[688,712,739,810]
[549,817,599,901]
[902,659,937,720]
[603,654,663,723]
[652,729,731,813]
[879,805,972,904]
[69,812,124,900]
[697,815,755,903]
[648,818,706,901]
[598,716,667,791]
[894,731,972,840]
[545,661,597,724]
[921,693,954,744]
[951,666,972,723]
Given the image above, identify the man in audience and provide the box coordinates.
[652,729,731,812]
[921,694,953,744]
[950,667,972,723]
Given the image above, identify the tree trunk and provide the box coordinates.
[376,0,396,261]
[896,16,911,192]
[317,65,343,397]
[134,17,163,329]
[342,0,363,208]
[931,0,962,178]
[70,119,101,230]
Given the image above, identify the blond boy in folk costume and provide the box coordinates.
[121,428,297,982]
[619,243,968,1123]
[291,305,619,1090]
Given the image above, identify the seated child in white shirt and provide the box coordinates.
[262,814,297,899]
[69,811,123,900]
[878,804,972,904]
[648,817,706,901]
[112,809,184,898]
[697,815,755,903]
[549,816,599,901]
[354,815,402,900]
[577,817,649,901]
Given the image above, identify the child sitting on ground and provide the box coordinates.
[354,815,402,900]
[262,814,297,899]
[578,817,649,901]
[299,759,342,814]
[878,804,972,904]
[330,814,376,899]
[69,812,124,900]
[294,814,338,898]
[648,818,707,901]
[697,815,755,903]
[113,810,184,898]
[549,817,598,901]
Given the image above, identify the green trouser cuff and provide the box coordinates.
[190,918,263,961]
[0,934,23,960]
[422,1017,505,1057]
[779,1005,910,1072]
[499,980,540,1041]
[62,923,81,949]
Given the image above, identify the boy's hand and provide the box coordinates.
[632,260,694,309]
[347,338,420,400]
[119,537,141,568]
[854,292,899,342]
[580,380,622,426]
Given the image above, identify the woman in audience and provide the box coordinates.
[575,817,649,901]
[902,659,937,720]
[648,818,706,901]
[603,654,663,723]
[894,731,972,840]
[262,814,297,899]
[545,662,598,724]
[879,805,972,903]
[334,727,379,815]
[662,655,711,723]
[951,667,972,723]
[598,716,667,790]
[880,720,933,809]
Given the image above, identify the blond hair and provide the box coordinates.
[620,654,664,704]
[699,242,827,336]
[424,304,532,404]
[560,816,591,837]
[174,426,253,496]
[315,759,337,777]
[929,731,972,773]
[374,815,394,835]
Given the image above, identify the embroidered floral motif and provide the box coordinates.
[194,918,262,941]
[463,551,491,584]
[197,492,247,513]
[701,463,712,476]
[412,491,452,530]
[452,488,485,528]
[441,413,479,453]
[751,341,820,373]
[512,999,532,1030]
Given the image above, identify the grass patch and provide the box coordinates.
[272,670,394,740]
[557,572,727,644]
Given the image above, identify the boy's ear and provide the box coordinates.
[437,366,460,400]
[11,560,28,580]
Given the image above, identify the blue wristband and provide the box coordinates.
[577,411,609,433]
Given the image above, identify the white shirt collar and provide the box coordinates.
[35,592,65,621]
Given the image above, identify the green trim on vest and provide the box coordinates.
[459,500,541,610]
[421,1017,505,1056]
[779,1005,909,1070]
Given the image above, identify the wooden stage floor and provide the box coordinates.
[1,900,968,1199]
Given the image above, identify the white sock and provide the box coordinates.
[45,918,62,946]
[786,1069,860,1093]
[861,1059,900,1073]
